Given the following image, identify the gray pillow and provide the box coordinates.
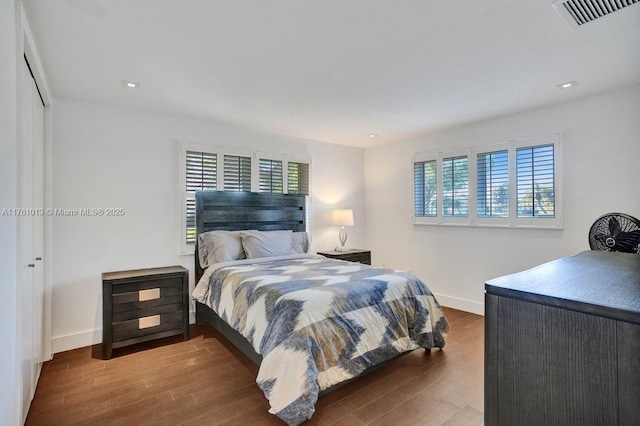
[240,230,293,259]
[291,231,310,254]
[198,230,246,268]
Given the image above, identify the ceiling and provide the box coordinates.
[22,0,640,148]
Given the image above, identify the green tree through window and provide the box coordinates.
[414,160,437,216]
[517,145,555,217]
[442,156,468,217]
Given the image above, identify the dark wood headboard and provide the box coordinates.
[194,190,307,282]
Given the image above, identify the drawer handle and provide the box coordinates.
[139,315,160,329]
[138,288,160,302]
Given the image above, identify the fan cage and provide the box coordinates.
[588,212,640,254]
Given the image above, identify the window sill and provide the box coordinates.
[412,221,563,230]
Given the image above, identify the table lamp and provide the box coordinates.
[332,209,354,252]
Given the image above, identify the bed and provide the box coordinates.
[192,191,449,425]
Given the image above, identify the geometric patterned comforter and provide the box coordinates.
[192,254,449,425]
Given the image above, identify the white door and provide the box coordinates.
[19,57,46,423]
[31,60,46,376]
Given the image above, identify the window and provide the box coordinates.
[186,151,217,192]
[413,134,561,228]
[185,151,217,244]
[287,161,310,195]
[223,154,252,192]
[442,156,468,217]
[414,160,437,217]
[477,150,508,218]
[286,159,311,234]
[180,142,311,253]
[259,158,284,193]
[516,145,555,218]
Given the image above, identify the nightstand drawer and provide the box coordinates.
[112,311,184,342]
[112,300,183,322]
[111,276,183,294]
[112,285,182,309]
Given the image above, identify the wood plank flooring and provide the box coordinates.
[26,307,484,425]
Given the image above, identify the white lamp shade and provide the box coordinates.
[332,209,354,226]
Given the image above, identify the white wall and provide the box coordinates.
[51,97,365,352]
[365,86,640,314]
[47,80,640,349]
[0,0,19,423]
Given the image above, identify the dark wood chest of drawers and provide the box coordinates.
[102,266,189,359]
[317,249,371,265]
[485,251,640,425]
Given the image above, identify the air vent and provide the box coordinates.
[553,0,639,29]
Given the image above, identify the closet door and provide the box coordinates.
[19,57,46,423]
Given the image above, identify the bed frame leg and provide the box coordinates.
[195,303,205,326]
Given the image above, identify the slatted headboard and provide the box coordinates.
[194,190,307,282]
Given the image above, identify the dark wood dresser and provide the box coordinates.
[102,266,189,359]
[318,249,371,265]
[485,251,640,425]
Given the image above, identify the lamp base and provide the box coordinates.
[337,227,348,252]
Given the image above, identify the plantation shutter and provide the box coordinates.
[287,162,309,195]
[185,151,217,244]
[223,154,252,192]
[414,160,437,217]
[477,150,508,217]
[442,156,468,217]
[259,159,284,193]
[516,145,555,217]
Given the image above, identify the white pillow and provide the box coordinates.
[291,231,310,254]
[198,230,246,268]
[240,230,293,259]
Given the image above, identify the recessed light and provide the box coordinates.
[556,81,577,89]
[368,134,378,138]
[121,80,140,89]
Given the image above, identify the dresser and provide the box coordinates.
[485,251,640,425]
[102,266,189,359]
[318,249,371,265]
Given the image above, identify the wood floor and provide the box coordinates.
[26,307,484,425]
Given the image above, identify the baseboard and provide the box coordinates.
[434,293,484,316]
[53,312,198,354]
[52,300,477,354]
[52,328,102,354]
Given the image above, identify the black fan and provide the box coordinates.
[589,213,640,253]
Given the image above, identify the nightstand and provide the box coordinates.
[317,249,371,265]
[102,266,189,359]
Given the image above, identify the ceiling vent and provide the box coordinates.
[553,0,639,29]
